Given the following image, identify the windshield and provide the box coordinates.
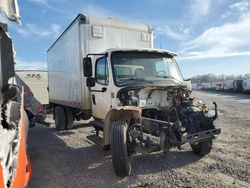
[111,51,184,86]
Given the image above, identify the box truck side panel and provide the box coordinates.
[48,20,89,109]
[86,17,152,54]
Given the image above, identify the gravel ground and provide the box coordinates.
[27,91,250,188]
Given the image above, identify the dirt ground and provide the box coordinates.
[27,91,250,188]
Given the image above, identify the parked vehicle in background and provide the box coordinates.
[47,14,220,177]
[200,83,211,90]
[214,81,224,91]
[192,79,250,94]
[243,79,250,93]
[224,80,234,91]
[191,83,197,90]
[209,82,215,90]
[233,80,244,93]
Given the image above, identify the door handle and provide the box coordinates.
[92,94,96,105]
[89,87,107,92]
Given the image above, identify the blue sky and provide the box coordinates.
[1,0,250,78]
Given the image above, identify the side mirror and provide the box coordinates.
[83,57,92,77]
[184,79,192,92]
[86,77,95,87]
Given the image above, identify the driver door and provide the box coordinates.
[91,57,112,120]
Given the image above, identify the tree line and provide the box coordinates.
[190,73,250,84]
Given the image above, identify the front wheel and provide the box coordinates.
[190,138,213,156]
[111,121,131,177]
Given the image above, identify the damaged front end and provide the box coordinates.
[118,85,221,155]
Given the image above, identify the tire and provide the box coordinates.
[111,121,131,177]
[54,106,66,131]
[65,108,74,130]
[81,113,91,120]
[190,138,213,156]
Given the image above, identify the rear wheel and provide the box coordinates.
[111,121,131,177]
[190,138,213,156]
[54,106,66,131]
[65,108,74,130]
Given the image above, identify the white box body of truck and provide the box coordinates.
[47,14,153,110]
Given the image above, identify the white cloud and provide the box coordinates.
[221,11,232,19]
[51,23,61,36]
[15,23,61,38]
[81,5,115,18]
[28,0,48,6]
[27,0,67,13]
[179,12,250,59]
[221,1,250,18]
[230,1,250,12]
[189,0,211,19]
[15,59,47,70]
[179,24,191,35]
[178,51,250,60]
[156,25,190,41]
[26,24,51,37]
[15,26,29,36]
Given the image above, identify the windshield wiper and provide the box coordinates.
[128,78,154,84]
[155,75,183,83]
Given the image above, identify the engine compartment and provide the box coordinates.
[118,86,219,151]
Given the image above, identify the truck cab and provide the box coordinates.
[84,48,184,120]
[82,48,220,177]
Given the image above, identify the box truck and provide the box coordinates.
[224,80,234,91]
[243,79,250,93]
[233,80,244,93]
[47,14,220,177]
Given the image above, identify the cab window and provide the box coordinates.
[95,57,109,85]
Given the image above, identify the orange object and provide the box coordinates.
[0,163,5,188]
[0,87,32,188]
[12,88,32,188]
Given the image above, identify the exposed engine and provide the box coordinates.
[118,87,219,151]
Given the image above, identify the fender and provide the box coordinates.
[103,106,141,146]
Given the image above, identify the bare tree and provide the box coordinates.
[191,73,250,84]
